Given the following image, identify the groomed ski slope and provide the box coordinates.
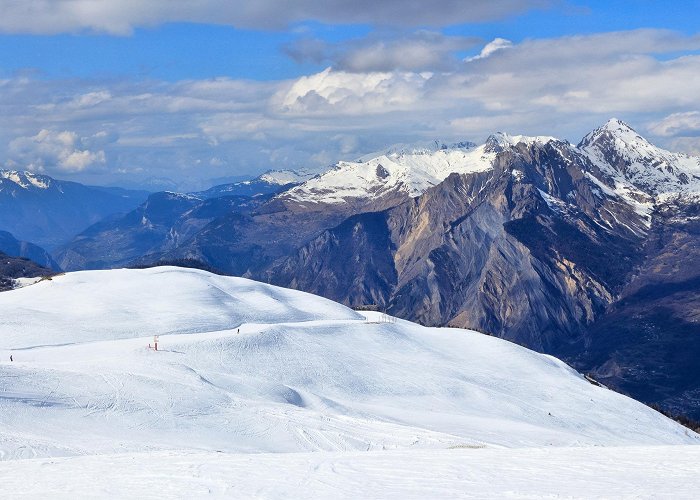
[4,446,700,499]
[0,267,698,496]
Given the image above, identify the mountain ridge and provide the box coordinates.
[0,170,149,249]
[48,120,700,420]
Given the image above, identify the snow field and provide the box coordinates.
[1,266,699,497]
[287,144,496,204]
[3,446,700,499]
[0,267,696,463]
[0,266,362,348]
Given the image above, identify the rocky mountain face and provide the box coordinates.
[269,136,651,350]
[565,196,700,417]
[53,119,700,419]
[55,139,514,274]
[265,120,700,416]
[0,230,61,271]
[0,171,148,249]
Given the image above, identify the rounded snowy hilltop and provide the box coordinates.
[0,266,695,460]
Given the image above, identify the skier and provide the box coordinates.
[9,355,13,362]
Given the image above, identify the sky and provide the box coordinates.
[0,0,699,191]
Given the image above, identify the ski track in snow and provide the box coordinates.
[0,267,699,496]
[3,446,700,499]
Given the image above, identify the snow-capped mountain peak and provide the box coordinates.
[258,168,320,186]
[284,133,569,206]
[579,119,700,198]
[579,118,648,150]
[285,141,496,205]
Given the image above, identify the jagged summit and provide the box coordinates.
[579,119,700,197]
[279,120,700,207]
[284,134,557,206]
[285,140,496,205]
[578,118,646,149]
[599,117,637,133]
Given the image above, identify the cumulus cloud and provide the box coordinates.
[285,31,479,72]
[0,0,553,34]
[278,30,700,121]
[278,67,430,114]
[8,129,109,174]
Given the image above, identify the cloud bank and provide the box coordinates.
[2,29,699,189]
[284,31,480,72]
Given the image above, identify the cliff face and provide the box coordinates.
[268,141,648,350]
[570,198,700,417]
[265,134,700,417]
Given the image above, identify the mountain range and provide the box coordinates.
[0,170,149,250]
[3,119,700,420]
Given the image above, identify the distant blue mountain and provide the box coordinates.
[0,170,149,249]
[0,230,61,271]
[190,179,298,199]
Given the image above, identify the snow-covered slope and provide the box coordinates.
[0,170,52,190]
[286,142,498,205]
[579,118,700,199]
[284,134,560,205]
[5,446,700,499]
[282,120,698,210]
[258,168,319,186]
[0,267,695,462]
[0,267,361,348]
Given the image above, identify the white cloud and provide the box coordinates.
[285,31,479,72]
[0,0,552,34]
[2,28,700,188]
[667,137,700,156]
[278,67,430,114]
[648,112,700,137]
[275,30,700,130]
[8,129,108,174]
[465,38,513,61]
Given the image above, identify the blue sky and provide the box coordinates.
[2,1,697,81]
[0,0,699,189]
